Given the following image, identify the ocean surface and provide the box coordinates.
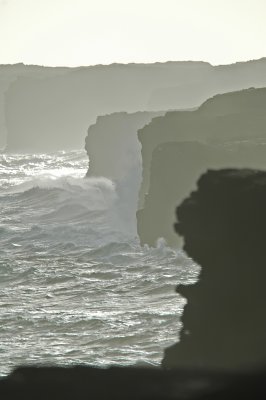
[0,150,198,376]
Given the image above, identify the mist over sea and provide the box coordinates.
[0,150,198,376]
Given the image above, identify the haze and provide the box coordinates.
[0,0,265,66]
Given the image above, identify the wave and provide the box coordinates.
[0,150,199,375]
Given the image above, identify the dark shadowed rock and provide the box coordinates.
[0,365,229,399]
[1,365,266,399]
[162,169,266,370]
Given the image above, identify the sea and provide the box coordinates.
[0,150,198,376]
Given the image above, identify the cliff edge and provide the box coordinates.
[137,88,266,246]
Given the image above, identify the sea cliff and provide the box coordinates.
[0,64,68,150]
[137,88,266,246]
[85,111,164,181]
[3,58,266,152]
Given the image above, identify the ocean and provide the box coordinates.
[0,150,198,376]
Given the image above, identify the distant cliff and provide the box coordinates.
[3,58,266,152]
[137,88,266,247]
[0,64,68,150]
[162,169,266,370]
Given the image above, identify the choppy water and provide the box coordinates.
[0,150,198,376]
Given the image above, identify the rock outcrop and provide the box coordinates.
[162,169,266,370]
[3,58,266,152]
[137,88,266,246]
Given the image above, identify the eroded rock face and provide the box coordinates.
[162,169,266,370]
[137,88,266,247]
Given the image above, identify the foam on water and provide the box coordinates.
[0,150,198,375]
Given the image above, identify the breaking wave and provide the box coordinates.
[0,150,198,375]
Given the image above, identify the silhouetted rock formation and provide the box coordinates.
[162,169,266,370]
[3,58,266,152]
[0,64,68,150]
[1,365,266,399]
[0,365,217,399]
[137,88,266,246]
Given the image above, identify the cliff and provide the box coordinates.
[3,58,266,152]
[86,111,164,181]
[3,61,210,152]
[137,88,266,246]
[0,64,68,150]
[162,169,266,370]
[85,111,165,235]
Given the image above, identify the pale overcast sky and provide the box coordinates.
[0,0,265,66]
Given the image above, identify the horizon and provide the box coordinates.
[1,56,266,69]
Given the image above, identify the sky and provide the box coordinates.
[0,0,265,66]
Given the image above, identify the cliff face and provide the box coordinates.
[137,88,266,246]
[4,58,266,152]
[0,64,68,150]
[4,61,210,152]
[162,169,266,370]
[85,111,164,181]
[85,111,164,235]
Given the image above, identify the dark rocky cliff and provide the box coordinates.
[162,169,266,370]
[137,88,266,246]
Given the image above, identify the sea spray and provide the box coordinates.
[0,150,197,376]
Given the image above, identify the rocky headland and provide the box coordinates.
[137,87,266,246]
